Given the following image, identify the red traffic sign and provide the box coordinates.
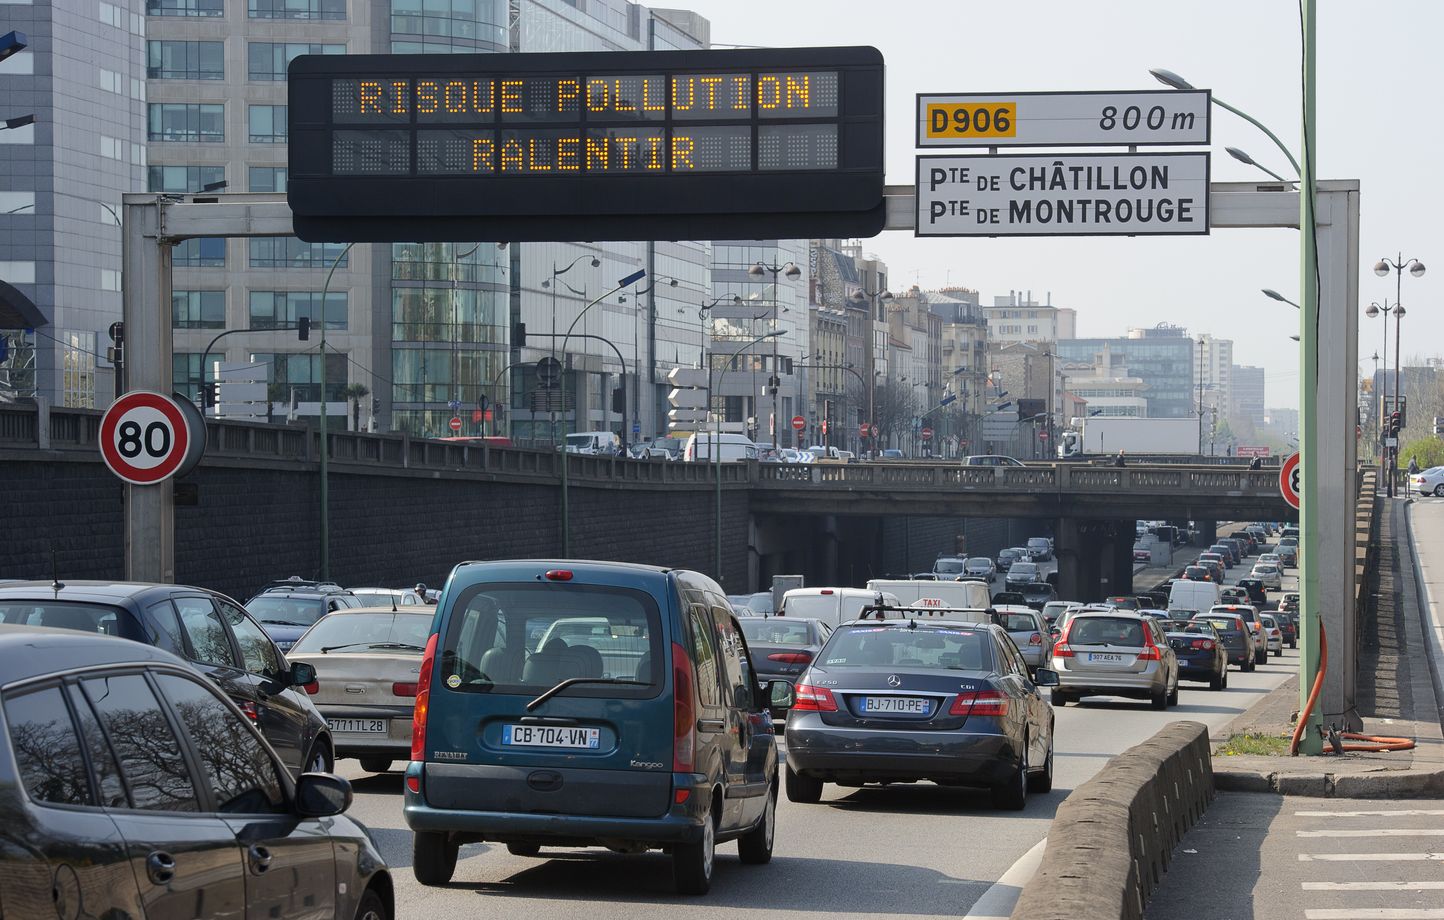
[99,391,192,485]
[921,427,933,440]
[1279,451,1301,510]
[860,422,872,437]
[472,409,484,423]
[449,416,463,432]
[1038,430,1049,440]
[791,415,806,431]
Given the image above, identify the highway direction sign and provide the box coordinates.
[100,391,195,485]
[916,151,1209,237]
[1279,451,1301,510]
[916,90,1210,148]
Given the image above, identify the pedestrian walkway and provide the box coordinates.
[1147,793,1444,919]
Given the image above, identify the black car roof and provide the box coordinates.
[0,624,185,687]
[0,580,225,606]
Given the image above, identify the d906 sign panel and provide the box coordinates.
[288,47,884,242]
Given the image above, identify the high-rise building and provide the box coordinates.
[1056,323,1196,418]
[1197,333,1233,422]
[1232,364,1266,429]
[0,0,145,406]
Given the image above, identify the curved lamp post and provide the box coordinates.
[711,329,784,583]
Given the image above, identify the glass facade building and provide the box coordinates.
[1056,325,1198,419]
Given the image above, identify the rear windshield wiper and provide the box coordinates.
[526,677,646,711]
[262,619,309,627]
[319,641,427,654]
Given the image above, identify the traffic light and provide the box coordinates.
[202,381,220,408]
[513,322,526,348]
[297,316,311,341]
[1390,411,1402,437]
[1434,416,1444,437]
[767,374,780,397]
[611,386,625,414]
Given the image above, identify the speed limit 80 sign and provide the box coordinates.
[99,391,204,485]
[1278,451,1301,510]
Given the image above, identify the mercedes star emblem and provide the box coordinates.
[887,674,901,687]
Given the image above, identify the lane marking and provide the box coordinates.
[1297,829,1444,838]
[1303,882,1444,891]
[1305,907,1444,912]
[1300,853,1444,861]
[1296,810,1444,818]
[960,837,1047,920]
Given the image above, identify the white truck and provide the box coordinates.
[1057,417,1201,458]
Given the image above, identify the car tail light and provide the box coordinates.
[820,589,834,595]
[410,633,437,762]
[238,700,259,721]
[1052,622,1075,658]
[672,641,696,772]
[1028,632,1042,646]
[950,689,1009,717]
[1138,634,1163,661]
[767,652,813,664]
[406,775,421,794]
[792,683,838,712]
[303,681,319,695]
[544,569,573,581]
[1191,639,1216,651]
[392,682,418,698]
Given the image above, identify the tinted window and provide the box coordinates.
[82,674,198,812]
[291,612,432,654]
[1001,613,1038,632]
[174,597,238,668]
[440,583,661,696]
[0,601,136,639]
[217,601,282,678]
[711,604,749,708]
[686,602,723,708]
[4,685,93,806]
[1070,617,1146,647]
[821,625,992,671]
[739,618,812,646]
[147,600,188,655]
[933,559,965,575]
[246,596,327,628]
[156,674,284,814]
[68,684,127,808]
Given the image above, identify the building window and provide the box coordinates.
[147,40,225,80]
[390,0,505,43]
[173,238,227,268]
[248,166,288,192]
[249,237,348,269]
[149,165,226,193]
[147,0,224,16]
[173,353,204,401]
[248,291,347,330]
[60,330,96,409]
[247,42,344,81]
[248,0,344,18]
[148,103,225,142]
[173,290,226,329]
[247,105,288,143]
[250,352,348,402]
[392,287,501,344]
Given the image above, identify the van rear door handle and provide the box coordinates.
[698,719,725,732]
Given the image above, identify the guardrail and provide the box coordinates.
[1011,721,1214,920]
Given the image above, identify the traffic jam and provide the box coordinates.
[0,519,1296,914]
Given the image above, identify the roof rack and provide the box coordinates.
[857,603,1001,626]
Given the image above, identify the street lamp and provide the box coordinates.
[851,286,893,457]
[541,255,600,447]
[618,275,676,446]
[1262,288,1300,308]
[712,328,784,583]
[1375,254,1426,450]
[0,31,28,63]
[691,294,741,372]
[748,260,801,449]
[1149,68,1301,175]
[1,114,35,131]
[1226,146,1296,185]
[315,242,355,580]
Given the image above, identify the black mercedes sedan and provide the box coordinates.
[783,618,1058,810]
[0,625,394,920]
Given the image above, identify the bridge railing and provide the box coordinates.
[753,459,1281,495]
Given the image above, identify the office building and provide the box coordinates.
[1232,364,1266,429]
[1056,323,1196,418]
[982,290,1076,346]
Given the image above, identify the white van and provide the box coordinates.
[1168,579,1221,614]
[777,587,902,629]
[683,432,759,462]
[865,578,992,611]
[565,431,621,454]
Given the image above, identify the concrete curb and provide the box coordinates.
[1009,721,1212,920]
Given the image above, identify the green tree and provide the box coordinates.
[342,383,370,432]
[1397,434,1444,470]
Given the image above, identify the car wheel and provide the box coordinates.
[413,832,458,886]
[1167,679,1179,707]
[737,782,777,865]
[1255,649,1267,666]
[304,738,333,774]
[506,842,541,857]
[1434,484,1443,497]
[1244,657,1256,673]
[1209,670,1224,691]
[785,764,823,804]
[1051,689,1070,707]
[1027,737,1054,794]
[673,801,717,895]
[353,888,388,920]
[359,757,392,774]
[1151,687,1168,710]
[992,744,1028,810]
[1289,640,1297,649]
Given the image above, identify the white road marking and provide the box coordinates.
[960,837,1047,920]
[1297,829,1444,838]
[1299,853,1444,861]
[1295,810,1444,817]
[1303,882,1444,891]
[1304,911,1444,919]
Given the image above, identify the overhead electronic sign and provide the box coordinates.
[288,47,885,242]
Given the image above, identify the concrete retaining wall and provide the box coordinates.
[1010,721,1214,920]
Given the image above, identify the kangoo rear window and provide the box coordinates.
[439,583,663,698]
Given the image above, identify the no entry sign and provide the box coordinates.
[1279,451,1301,510]
[791,415,806,431]
[99,391,193,485]
[449,416,463,432]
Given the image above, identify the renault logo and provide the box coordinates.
[887,675,901,687]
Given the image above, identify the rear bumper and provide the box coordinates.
[402,764,712,845]
[784,716,1017,786]
[1177,661,1219,681]
[1054,660,1164,697]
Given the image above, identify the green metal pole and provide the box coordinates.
[317,242,354,582]
[1297,0,1322,755]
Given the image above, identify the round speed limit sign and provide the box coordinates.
[1278,451,1301,510]
[99,391,191,485]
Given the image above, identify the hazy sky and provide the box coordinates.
[669,0,1443,407]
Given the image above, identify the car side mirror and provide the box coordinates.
[288,662,317,687]
[1034,668,1060,687]
[768,680,795,710]
[295,772,352,817]
[1049,626,1061,638]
